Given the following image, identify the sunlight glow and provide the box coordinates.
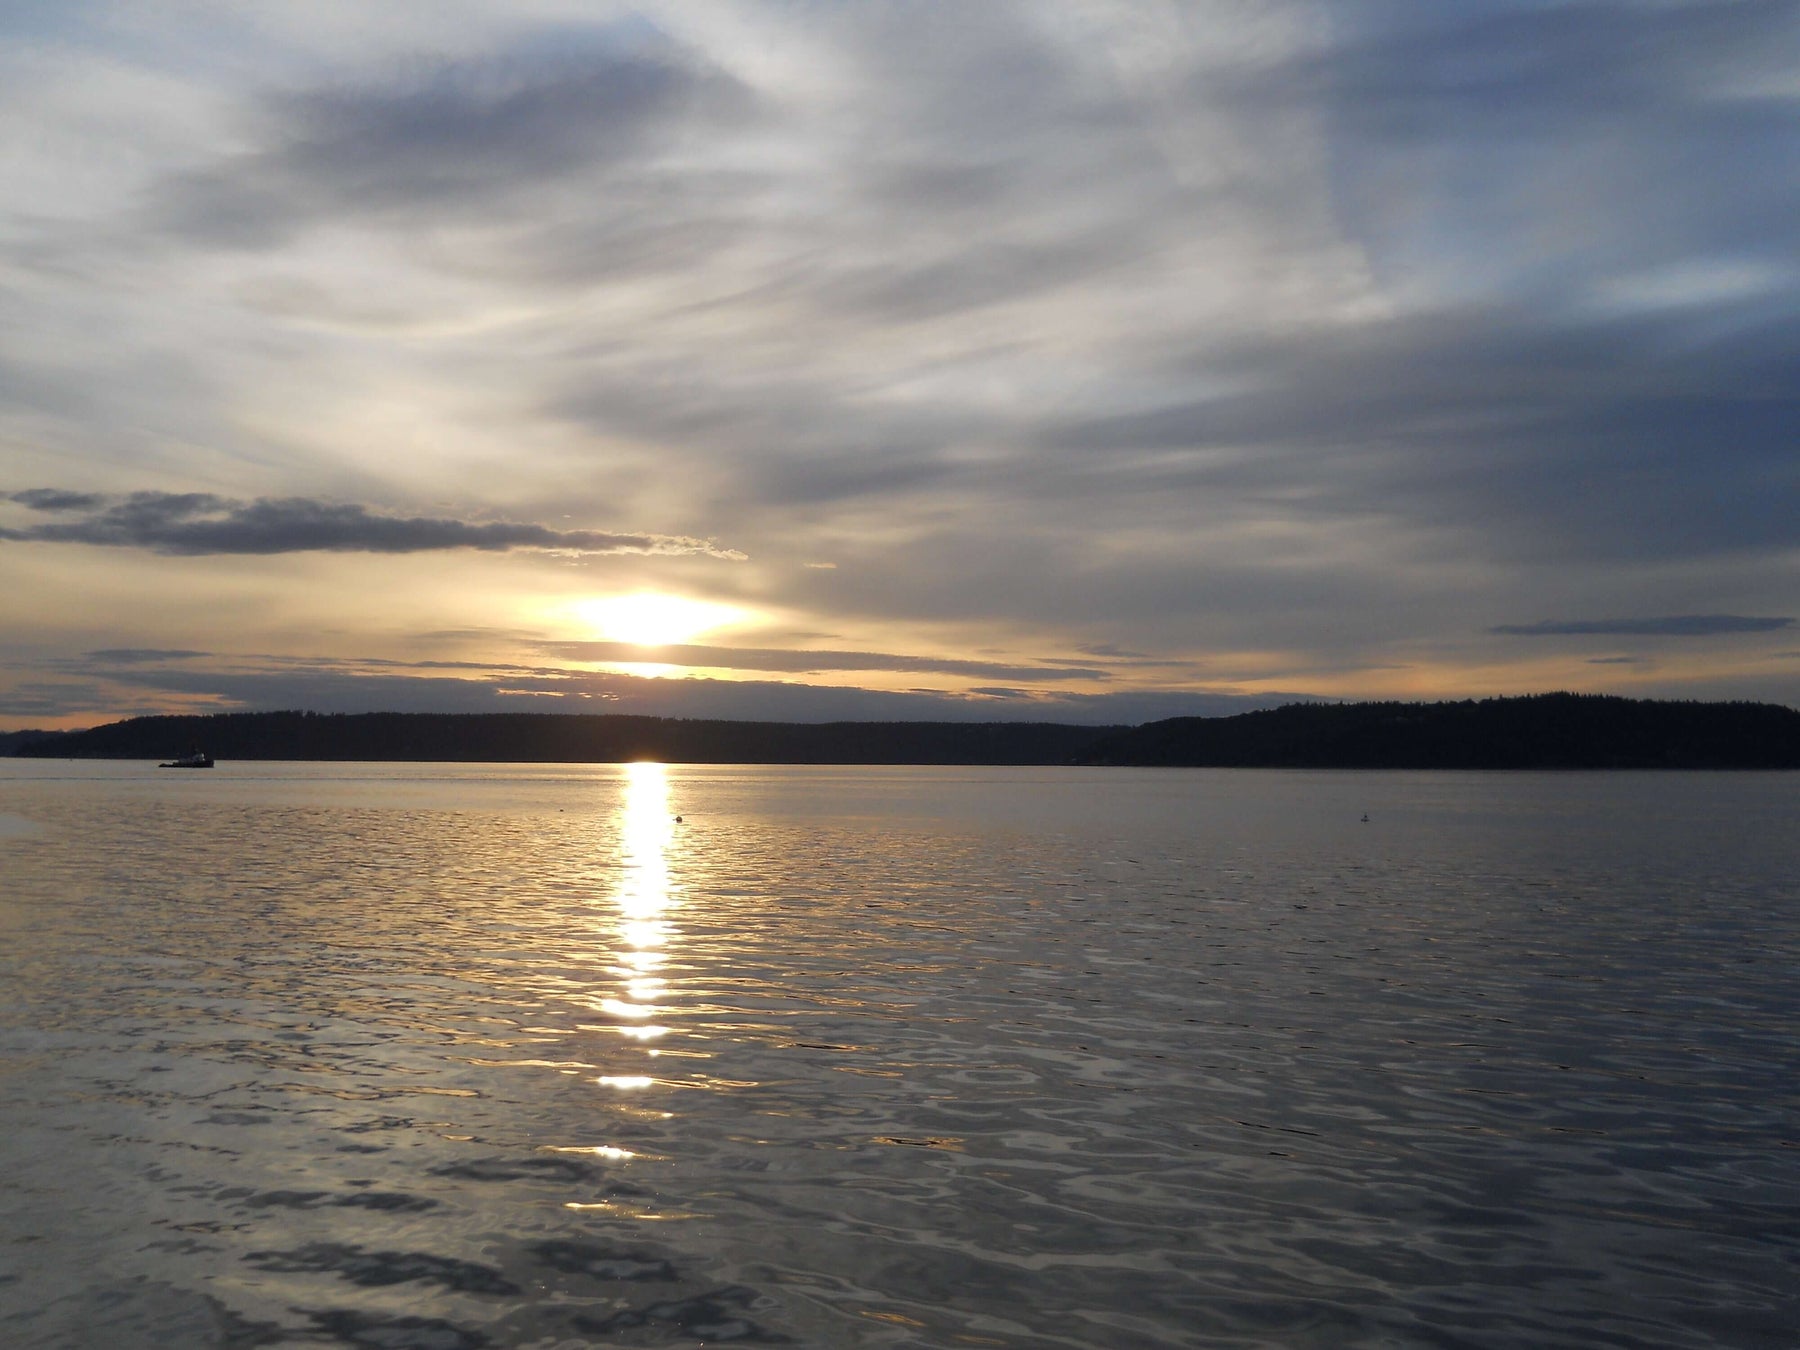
[574,592,745,647]
[599,997,655,1020]
[546,1144,641,1161]
[594,761,681,1064]
[618,762,672,922]
[620,934,663,960]
[616,1024,669,1041]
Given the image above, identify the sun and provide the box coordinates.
[574,592,744,647]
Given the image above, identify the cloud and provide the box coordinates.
[1034,299,1800,567]
[1307,0,1800,291]
[2,491,744,560]
[38,657,1309,726]
[0,681,109,717]
[149,40,753,248]
[8,489,107,511]
[1493,616,1793,638]
[543,641,1107,682]
[83,648,211,664]
[2,3,1797,720]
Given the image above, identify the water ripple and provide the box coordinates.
[1,762,1796,1347]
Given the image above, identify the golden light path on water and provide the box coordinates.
[611,760,674,1043]
[597,765,673,1086]
[555,762,676,1179]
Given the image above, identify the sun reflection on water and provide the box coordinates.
[607,761,676,1061]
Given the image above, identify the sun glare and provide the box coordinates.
[575,592,743,647]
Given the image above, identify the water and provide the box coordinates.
[1,760,1795,1349]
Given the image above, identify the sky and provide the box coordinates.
[1,0,1795,730]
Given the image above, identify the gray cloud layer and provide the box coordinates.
[544,641,1106,682]
[10,489,108,512]
[1492,615,1794,638]
[24,656,1300,726]
[2,1,1797,716]
[150,41,750,248]
[3,491,743,559]
[84,647,212,664]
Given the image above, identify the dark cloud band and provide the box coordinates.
[9,658,1301,726]
[9,489,108,512]
[3,491,744,560]
[1492,616,1793,638]
[83,648,212,664]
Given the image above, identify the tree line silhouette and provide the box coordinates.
[7,694,1797,768]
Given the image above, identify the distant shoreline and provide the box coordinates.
[7,694,1799,769]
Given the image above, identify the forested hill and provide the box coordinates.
[1076,694,1800,769]
[0,729,67,756]
[10,711,1117,765]
[11,696,1798,767]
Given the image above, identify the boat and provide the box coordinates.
[159,750,214,769]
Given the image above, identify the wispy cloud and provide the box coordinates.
[84,648,211,664]
[1492,616,1793,638]
[0,681,108,717]
[2,2,1797,724]
[3,492,744,560]
[22,658,1306,726]
[148,42,752,249]
[543,641,1106,682]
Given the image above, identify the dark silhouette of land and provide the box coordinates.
[7,694,1798,767]
[1077,694,1800,769]
[0,729,65,756]
[9,711,1116,765]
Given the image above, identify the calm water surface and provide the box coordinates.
[0,761,1795,1349]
